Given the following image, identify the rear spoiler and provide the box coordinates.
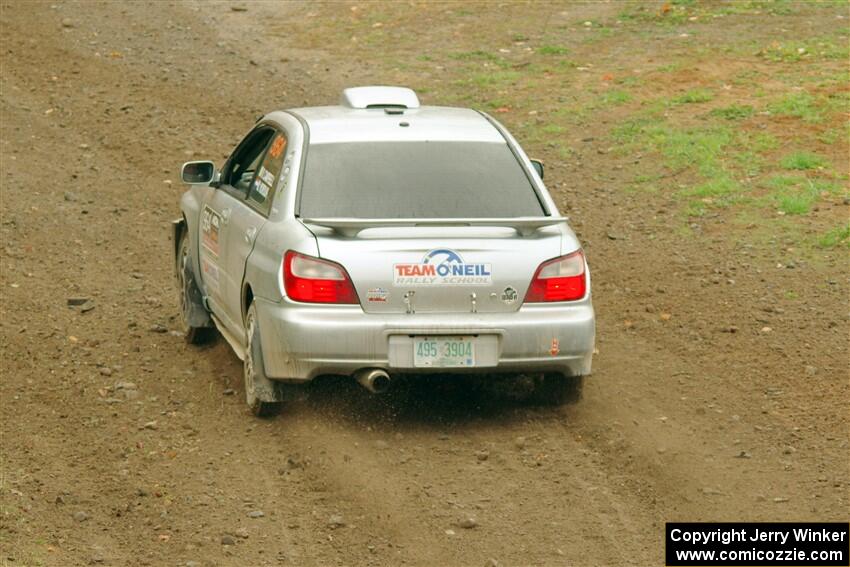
[301,217,568,237]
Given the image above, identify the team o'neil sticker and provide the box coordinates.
[394,249,492,286]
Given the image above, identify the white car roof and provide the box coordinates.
[286,105,506,145]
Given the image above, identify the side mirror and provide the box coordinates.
[181,161,216,184]
[530,159,544,179]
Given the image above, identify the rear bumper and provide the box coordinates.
[254,297,595,382]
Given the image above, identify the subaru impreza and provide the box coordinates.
[174,86,595,416]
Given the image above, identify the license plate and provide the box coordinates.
[413,336,475,368]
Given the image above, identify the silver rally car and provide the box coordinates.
[175,86,595,416]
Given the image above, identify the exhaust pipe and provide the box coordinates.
[355,368,391,394]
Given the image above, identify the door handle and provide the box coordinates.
[220,208,231,225]
[244,226,257,243]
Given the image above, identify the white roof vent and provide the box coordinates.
[340,86,420,109]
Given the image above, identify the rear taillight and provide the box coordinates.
[283,251,359,304]
[524,250,587,303]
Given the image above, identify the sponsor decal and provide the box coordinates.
[501,286,518,304]
[258,166,276,188]
[201,258,220,293]
[366,287,389,303]
[201,205,220,258]
[394,249,492,286]
[255,181,269,199]
[549,338,560,357]
[268,134,286,158]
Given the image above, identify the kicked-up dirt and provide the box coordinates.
[1,1,847,566]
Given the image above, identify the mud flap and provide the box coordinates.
[174,217,213,329]
[183,262,213,328]
[249,324,289,403]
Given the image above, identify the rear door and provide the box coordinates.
[313,226,562,314]
[199,126,275,335]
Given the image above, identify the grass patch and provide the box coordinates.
[817,223,850,248]
[537,45,569,56]
[711,104,755,120]
[764,175,844,214]
[780,151,828,170]
[759,36,850,62]
[613,119,733,177]
[449,50,501,62]
[541,123,566,135]
[601,89,632,105]
[682,175,740,199]
[458,69,521,88]
[673,88,714,104]
[658,127,732,176]
[768,91,823,123]
[775,193,814,215]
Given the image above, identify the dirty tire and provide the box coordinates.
[531,373,584,406]
[177,232,214,345]
[244,303,283,418]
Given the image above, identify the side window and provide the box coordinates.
[225,128,275,196]
[247,131,287,213]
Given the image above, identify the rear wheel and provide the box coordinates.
[244,303,283,418]
[177,232,214,345]
[530,373,584,406]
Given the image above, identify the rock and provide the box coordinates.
[606,232,623,240]
[235,527,249,539]
[67,297,89,306]
[221,534,236,546]
[247,510,264,518]
[475,450,489,462]
[514,436,526,450]
[114,381,136,390]
[99,367,113,377]
[804,365,817,376]
[64,191,78,202]
[80,301,95,313]
[149,324,168,333]
[458,517,478,529]
[61,18,74,28]
[773,497,789,503]
[222,388,236,396]
[760,326,772,333]
[734,451,752,459]
[72,511,89,522]
[142,421,158,430]
[231,5,248,11]
[328,514,345,529]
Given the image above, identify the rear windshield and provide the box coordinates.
[298,141,544,218]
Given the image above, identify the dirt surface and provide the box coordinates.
[1,2,847,566]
